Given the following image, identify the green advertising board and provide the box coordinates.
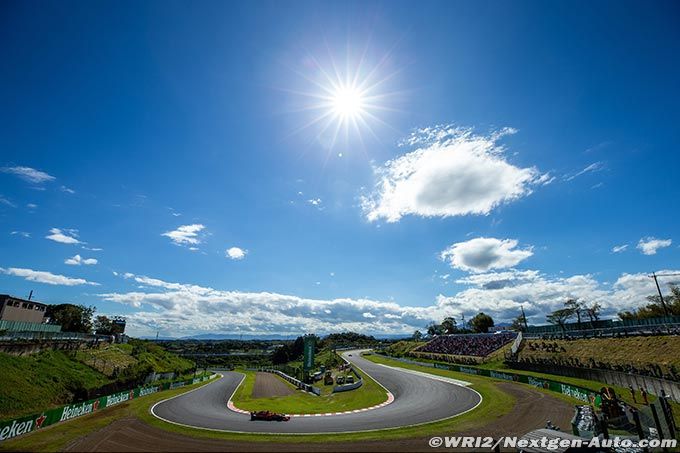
[0,375,214,443]
[303,335,315,371]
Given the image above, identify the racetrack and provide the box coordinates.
[151,351,482,434]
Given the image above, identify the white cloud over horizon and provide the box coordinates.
[46,228,82,244]
[1,166,56,184]
[440,237,533,273]
[98,268,677,337]
[0,267,99,286]
[612,244,628,253]
[65,254,98,266]
[637,237,672,255]
[162,224,206,246]
[361,126,549,222]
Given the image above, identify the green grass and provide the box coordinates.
[0,350,112,419]
[0,364,518,450]
[520,336,680,374]
[230,366,387,414]
[0,342,195,420]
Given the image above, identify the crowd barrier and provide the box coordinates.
[0,373,216,442]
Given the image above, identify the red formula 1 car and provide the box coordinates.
[250,410,290,422]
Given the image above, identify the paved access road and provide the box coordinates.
[151,350,482,434]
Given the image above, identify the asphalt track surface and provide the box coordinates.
[151,351,482,434]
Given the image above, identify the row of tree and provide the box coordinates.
[46,304,123,335]
[540,284,680,331]
[414,312,496,339]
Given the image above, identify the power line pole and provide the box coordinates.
[650,272,669,317]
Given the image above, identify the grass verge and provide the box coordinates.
[230,368,387,414]
[1,363,518,450]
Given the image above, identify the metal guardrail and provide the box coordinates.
[259,368,321,396]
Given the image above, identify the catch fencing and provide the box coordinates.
[0,374,216,443]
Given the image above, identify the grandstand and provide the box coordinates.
[414,332,517,361]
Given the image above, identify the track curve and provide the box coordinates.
[151,350,482,434]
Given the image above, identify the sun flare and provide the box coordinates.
[331,86,365,119]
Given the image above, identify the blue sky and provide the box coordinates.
[1,0,679,337]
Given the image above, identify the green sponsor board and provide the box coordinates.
[391,356,597,407]
[303,335,315,371]
[0,374,213,443]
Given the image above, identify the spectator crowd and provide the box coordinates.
[416,332,517,357]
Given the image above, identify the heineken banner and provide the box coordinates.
[0,375,213,443]
[303,335,315,371]
[391,356,595,404]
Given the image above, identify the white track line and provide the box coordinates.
[150,353,484,435]
[226,360,396,417]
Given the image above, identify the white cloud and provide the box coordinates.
[82,246,103,252]
[440,237,533,273]
[226,247,247,260]
[565,161,605,181]
[27,203,38,209]
[162,224,205,246]
[65,254,98,266]
[101,269,679,337]
[0,196,16,208]
[0,267,99,286]
[60,186,76,194]
[10,231,31,238]
[611,244,628,253]
[362,126,547,222]
[0,166,56,184]
[637,237,672,255]
[307,198,322,206]
[46,228,82,244]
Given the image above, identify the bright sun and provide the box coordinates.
[331,86,365,119]
[287,48,402,152]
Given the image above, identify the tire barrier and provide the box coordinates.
[0,373,216,443]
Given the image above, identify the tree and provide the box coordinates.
[564,299,583,324]
[619,284,680,320]
[46,304,95,333]
[441,316,458,334]
[271,347,289,365]
[93,316,125,335]
[412,330,423,341]
[546,308,574,333]
[470,312,494,333]
[585,302,602,323]
[426,322,444,336]
[510,314,526,332]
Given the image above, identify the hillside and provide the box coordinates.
[519,336,680,376]
[0,350,111,419]
[0,340,194,420]
[75,341,194,377]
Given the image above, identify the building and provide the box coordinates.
[0,295,49,323]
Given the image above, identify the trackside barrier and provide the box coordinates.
[0,373,216,443]
[260,368,321,396]
[332,354,363,393]
[380,355,596,404]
